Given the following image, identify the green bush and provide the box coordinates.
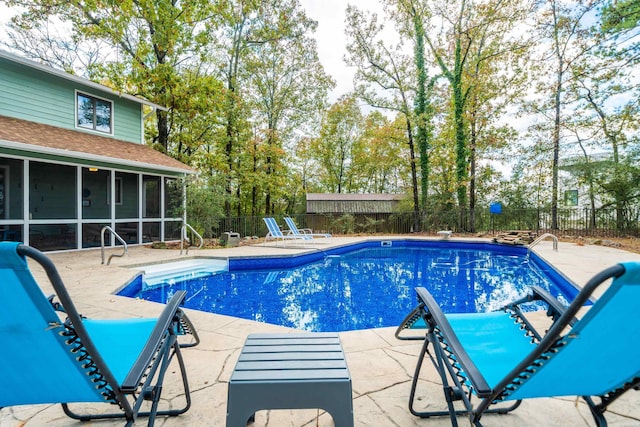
[186,182,225,238]
[357,216,385,233]
[331,214,355,234]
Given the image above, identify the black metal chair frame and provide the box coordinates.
[407,264,640,427]
[15,244,200,426]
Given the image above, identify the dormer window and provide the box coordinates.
[76,91,113,134]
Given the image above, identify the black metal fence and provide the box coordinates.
[467,208,639,237]
[207,208,639,239]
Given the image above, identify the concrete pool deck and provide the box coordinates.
[2,236,640,426]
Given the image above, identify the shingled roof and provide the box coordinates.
[0,115,193,174]
[306,193,403,201]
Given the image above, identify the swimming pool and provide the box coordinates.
[119,240,580,332]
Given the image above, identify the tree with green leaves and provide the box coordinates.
[414,0,470,216]
[6,0,217,158]
[527,0,606,230]
[600,0,640,33]
[355,112,412,193]
[563,7,640,230]
[310,95,365,193]
[385,0,435,222]
[458,0,531,231]
[344,5,421,230]
[243,0,333,215]
[404,0,532,231]
[206,0,331,217]
[207,0,270,218]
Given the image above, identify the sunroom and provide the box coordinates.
[0,116,193,252]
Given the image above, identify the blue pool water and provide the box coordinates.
[119,240,580,332]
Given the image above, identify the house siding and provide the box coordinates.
[0,57,142,144]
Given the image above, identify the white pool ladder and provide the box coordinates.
[528,233,558,255]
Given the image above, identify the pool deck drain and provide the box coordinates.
[3,236,640,426]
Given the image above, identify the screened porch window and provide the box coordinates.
[77,92,113,134]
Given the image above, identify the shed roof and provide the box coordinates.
[306,193,403,201]
[0,115,193,174]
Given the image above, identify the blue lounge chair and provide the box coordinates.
[0,242,199,426]
[405,262,640,426]
[284,217,332,240]
[263,217,311,246]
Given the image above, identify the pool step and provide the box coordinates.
[140,259,228,287]
[145,269,216,287]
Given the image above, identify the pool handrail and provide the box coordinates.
[180,223,203,255]
[100,226,128,265]
[528,233,558,254]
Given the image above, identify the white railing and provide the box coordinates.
[101,226,128,265]
[180,223,203,255]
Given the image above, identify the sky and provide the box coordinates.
[298,0,385,101]
[0,8,9,34]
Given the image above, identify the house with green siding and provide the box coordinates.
[0,50,194,251]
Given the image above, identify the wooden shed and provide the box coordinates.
[306,193,403,214]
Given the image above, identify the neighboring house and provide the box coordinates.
[0,50,194,251]
[559,153,611,210]
[306,193,403,214]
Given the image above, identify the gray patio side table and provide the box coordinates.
[226,333,353,427]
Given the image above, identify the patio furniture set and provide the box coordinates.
[0,240,637,426]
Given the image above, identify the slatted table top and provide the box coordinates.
[230,333,350,383]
